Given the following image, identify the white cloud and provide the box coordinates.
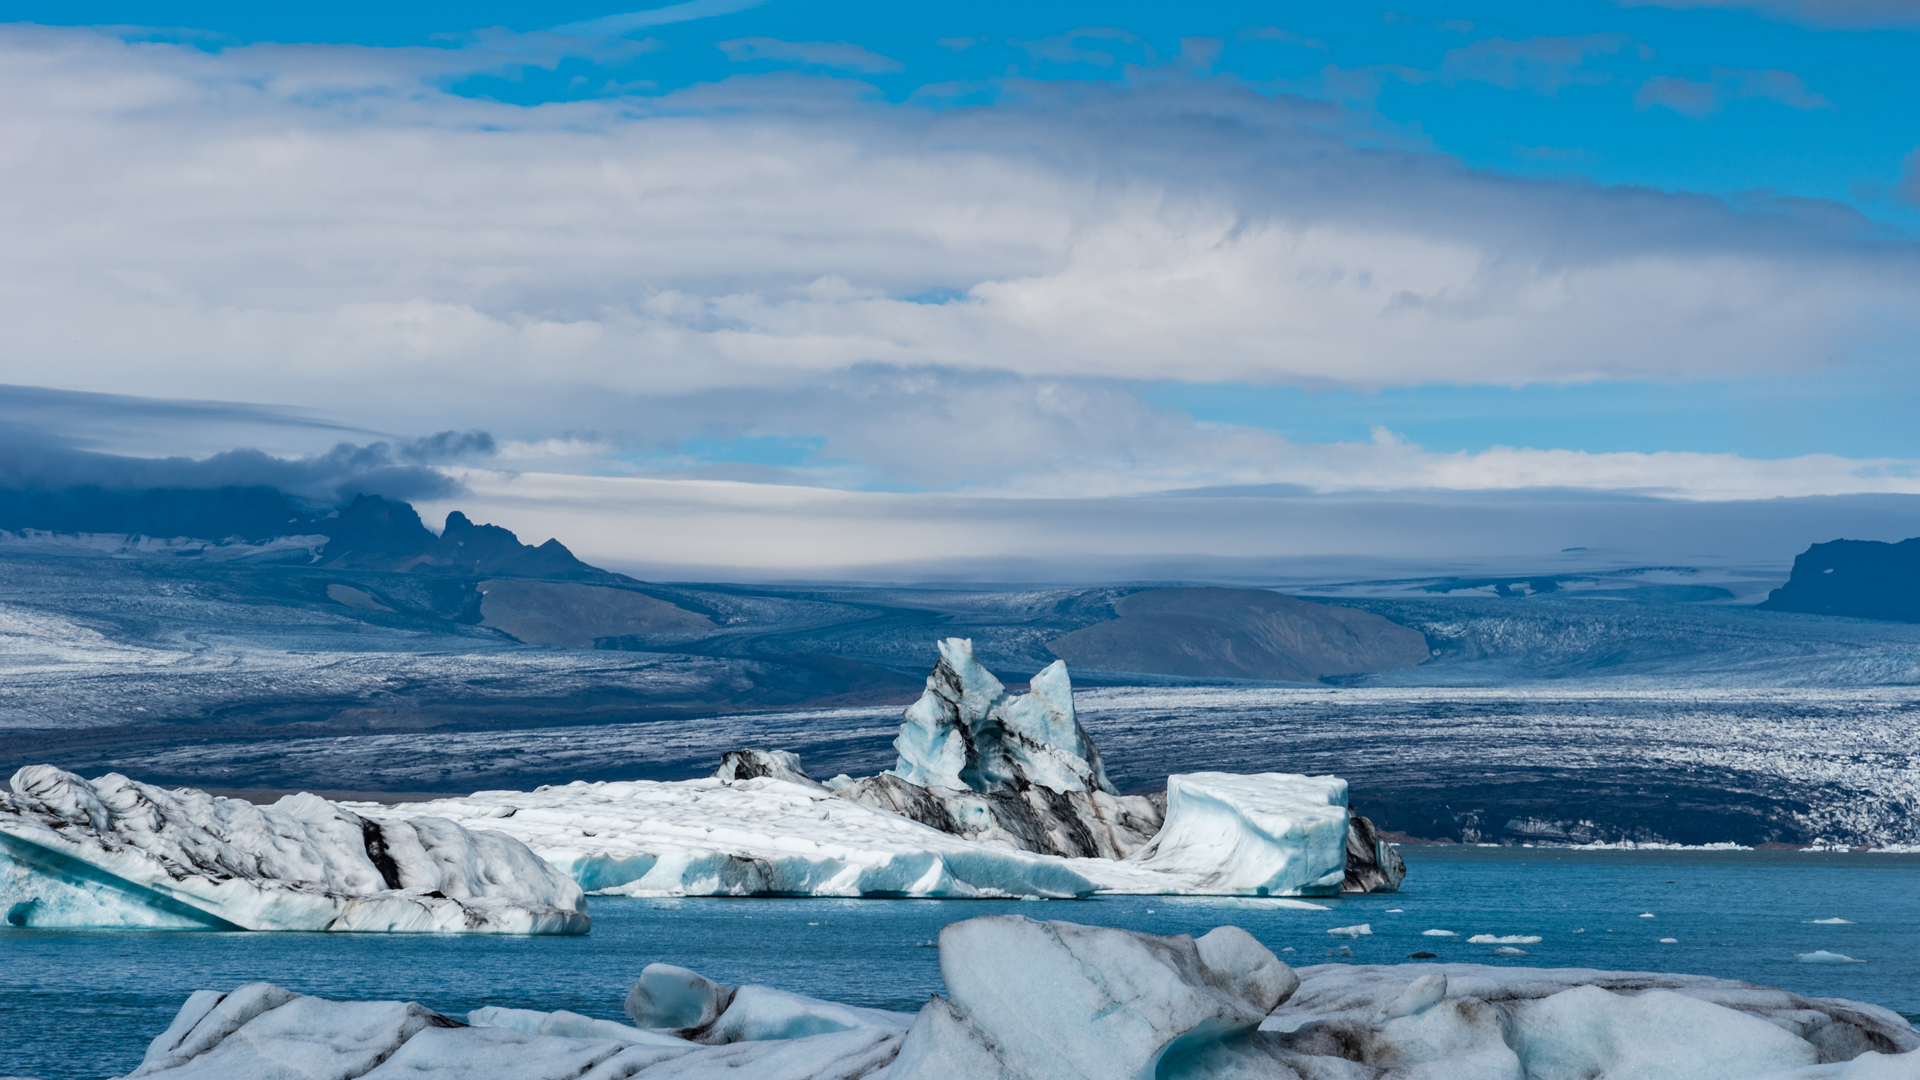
[419,466,1920,580]
[2,26,1916,505]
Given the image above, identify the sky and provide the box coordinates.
[2,0,1919,577]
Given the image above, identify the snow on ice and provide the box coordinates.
[0,766,585,933]
[119,916,1920,1079]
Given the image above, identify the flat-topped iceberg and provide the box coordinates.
[1117,772,1352,896]
[0,765,585,933]
[403,775,1099,899]
[122,915,1918,1079]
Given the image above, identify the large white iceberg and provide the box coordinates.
[0,765,586,933]
[121,916,1919,1080]
[400,776,1099,899]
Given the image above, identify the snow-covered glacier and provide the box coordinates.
[0,765,586,933]
[119,915,1919,1079]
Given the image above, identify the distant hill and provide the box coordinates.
[1045,586,1431,682]
[0,485,612,581]
[1759,537,1920,623]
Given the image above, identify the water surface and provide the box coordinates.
[3,847,1913,1080]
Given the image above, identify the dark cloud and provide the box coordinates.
[0,386,493,505]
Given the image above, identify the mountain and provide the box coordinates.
[0,485,610,581]
[1045,586,1432,682]
[315,496,611,580]
[1758,537,1920,623]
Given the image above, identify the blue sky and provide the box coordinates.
[1,0,1918,571]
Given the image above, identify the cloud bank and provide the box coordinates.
[0,24,1915,511]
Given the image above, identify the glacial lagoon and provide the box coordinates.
[5,846,1914,1080]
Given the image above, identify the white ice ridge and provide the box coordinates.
[891,637,1114,794]
[123,916,1920,1080]
[0,766,586,933]
[402,776,1100,899]
[398,768,1354,899]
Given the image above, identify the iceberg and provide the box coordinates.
[890,638,1114,795]
[397,648,1375,900]
[0,766,586,933]
[1107,772,1353,896]
[119,916,1920,1079]
[403,776,1099,899]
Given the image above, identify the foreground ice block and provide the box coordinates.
[404,776,1098,898]
[123,917,1920,1080]
[1105,771,1352,896]
[0,766,586,933]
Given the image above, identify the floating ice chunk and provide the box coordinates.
[712,750,822,789]
[126,985,451,1078]
[1493,946,1530,956]
[891,916,1294,1080]
[1118,772,1349,896]
[1385,908,1404,913]
[407,777,1098,899]
[627,964,733,1031]
[1796,951,1867,964]
[1422,929,1458,937]
[1640,912,1657,918]
[1468,934,1542,945]
[1328,923,1372,937]
[0,767,585,933]
[1510,985,1819,1078]
[1809,918,1856,925]
[1661,937,1679,943]
[1381,973,1447,1019]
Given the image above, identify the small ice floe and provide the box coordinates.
[1281,947,1296,952]
[1422,929,1458,937]
[1328,944,1354,957]
[1796,950,1866,964]
[1808,918,1855,925]
[1573,928,1587,933]
[1328,924,1372,937]
[1385,908,1404,913]
[1468,935,1542,945]
[1639,913,1656,918]
[1660,938,1678,944]
[1492,946,1529,956]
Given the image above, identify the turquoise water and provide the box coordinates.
[3,848,1915,1080]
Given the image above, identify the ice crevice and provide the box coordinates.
[118,914,1920,1079]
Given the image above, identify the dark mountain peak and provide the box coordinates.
[316,495,437,568]
[0,480,621,581]
[312,498,610,580]
[1759,537,1920,623]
